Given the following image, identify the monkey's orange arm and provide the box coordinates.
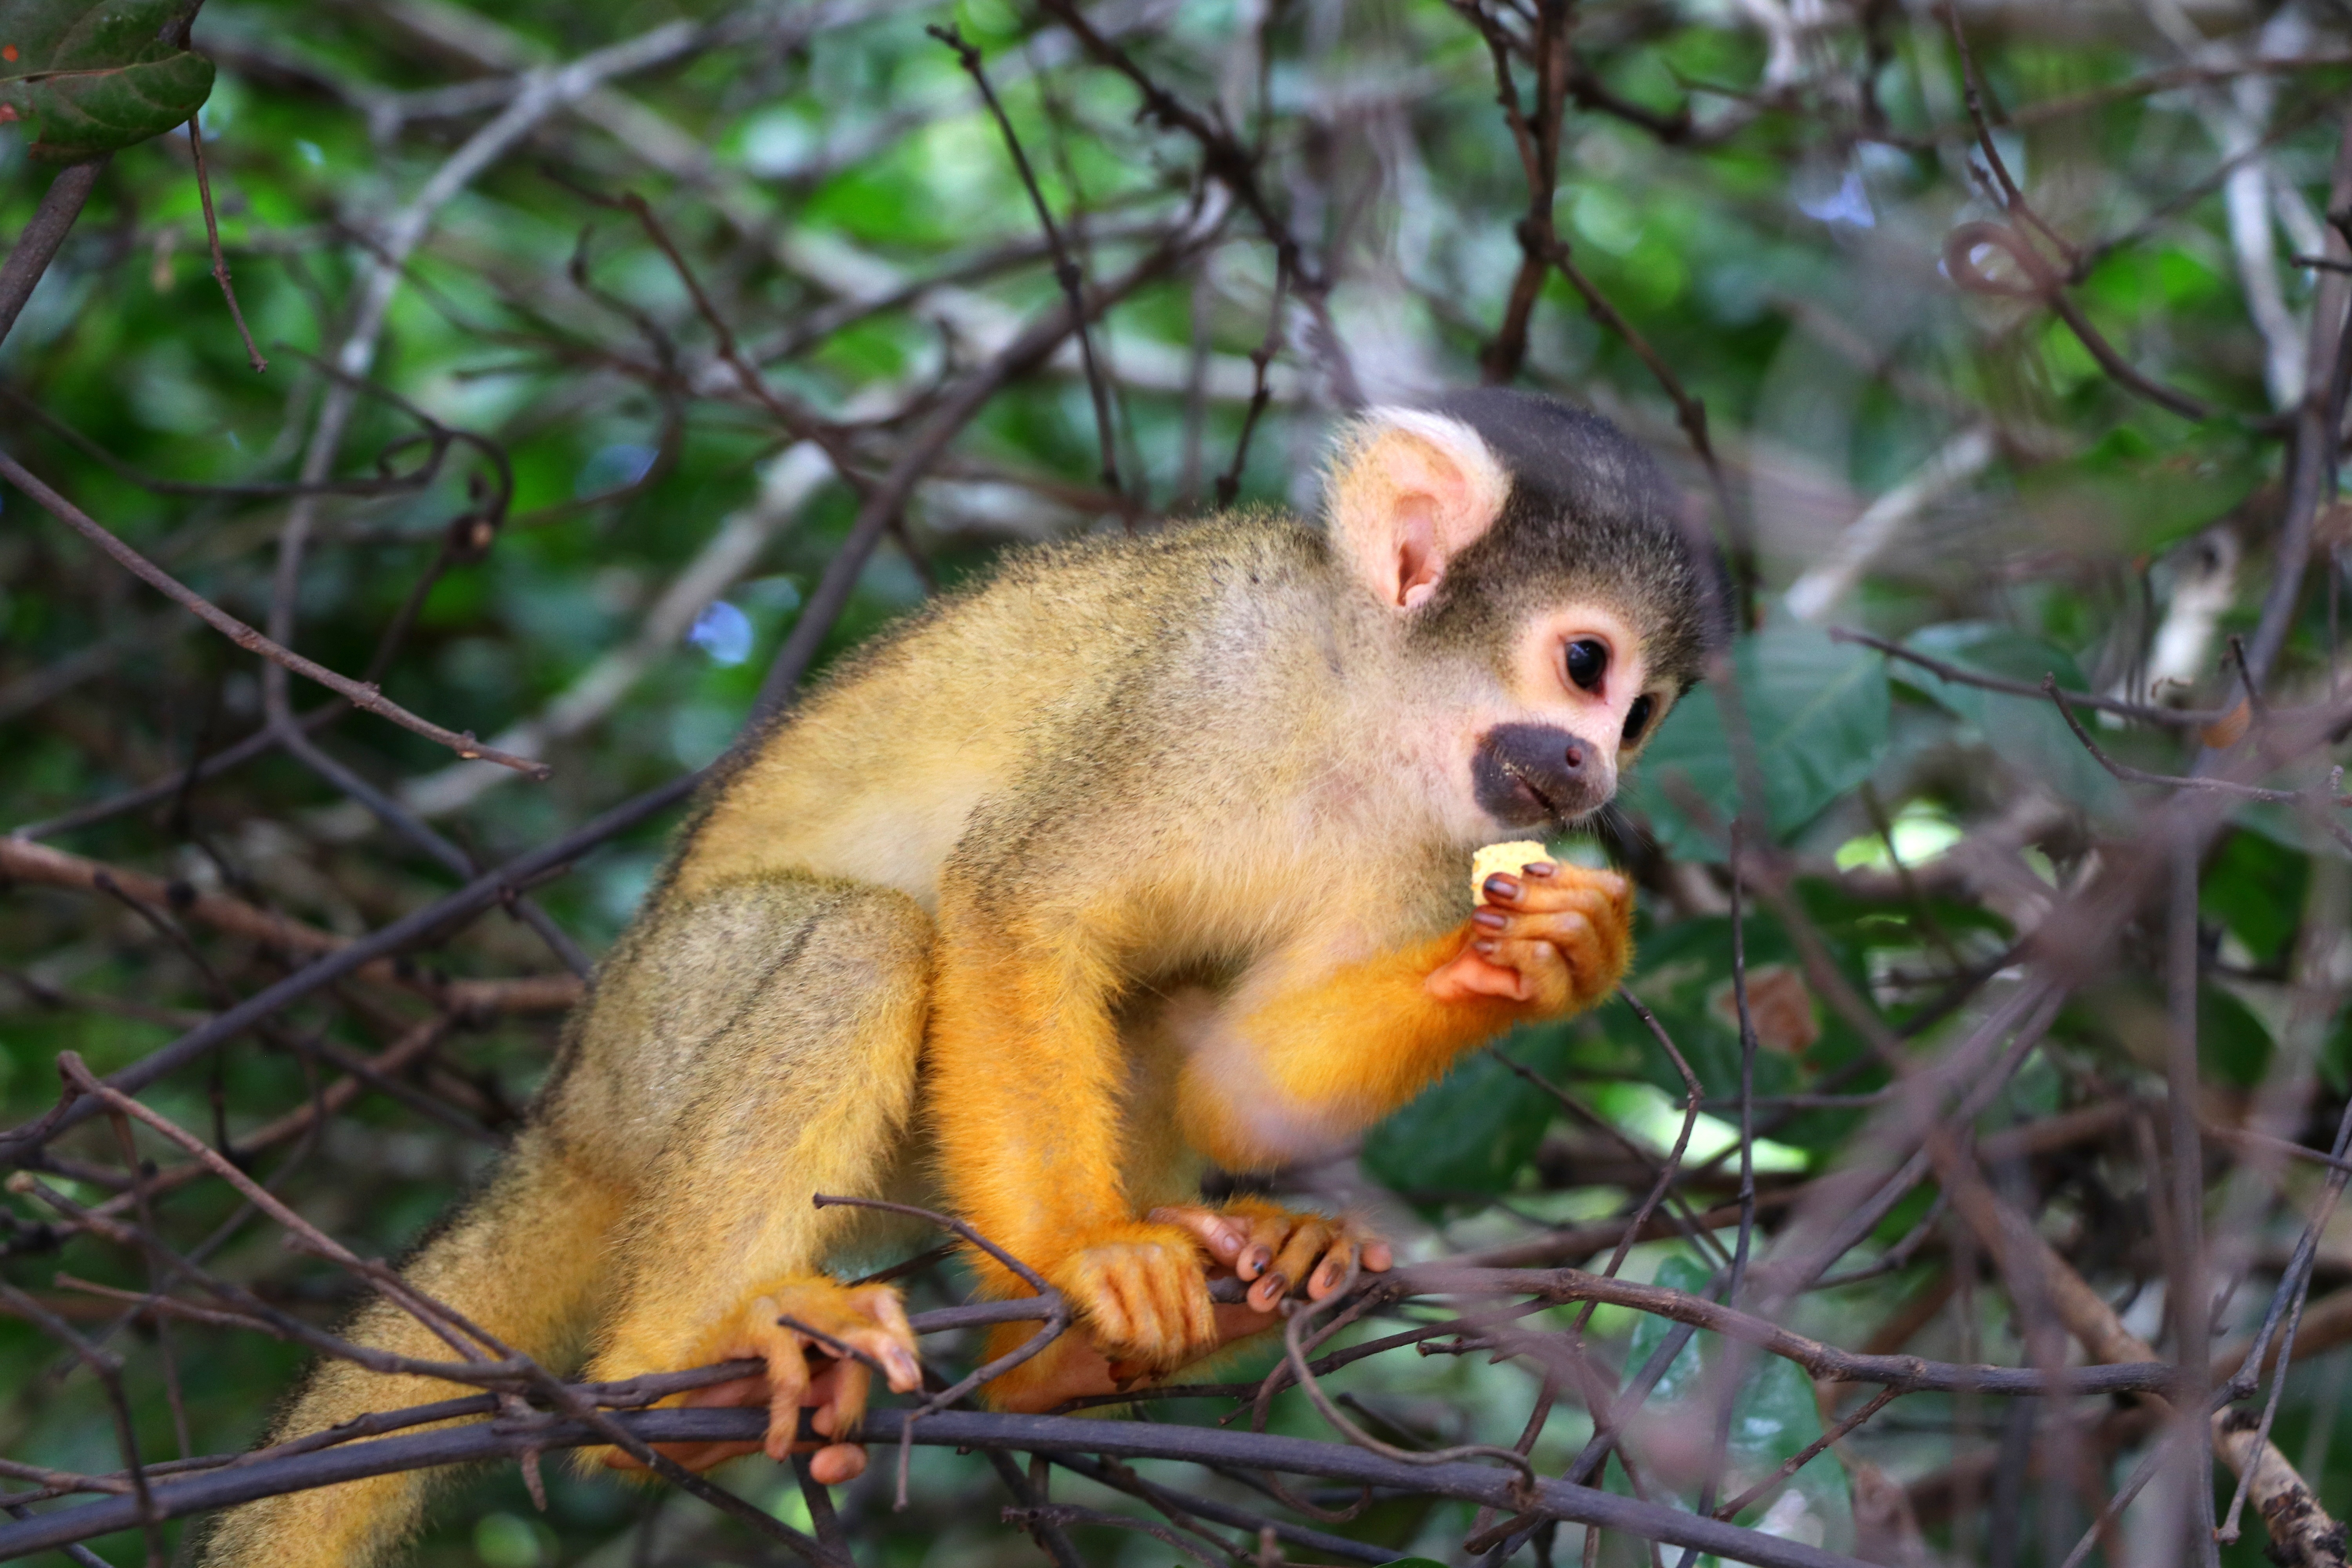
[1174,926,1519,1171]
[924,913,1134,1277]
[1181,865,1633,1171]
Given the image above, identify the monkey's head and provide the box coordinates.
[1323,389,1723,836]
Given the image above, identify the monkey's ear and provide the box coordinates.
[1325,408,1511,611]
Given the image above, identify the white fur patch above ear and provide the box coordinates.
[1325,407,1512,611]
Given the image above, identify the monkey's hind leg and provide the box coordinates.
[584,876,934,1478]
[199,1128,628,1568]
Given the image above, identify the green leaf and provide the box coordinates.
[2200,829,2308,965]
[1890,622,2123,815]
[1622,1254,1710,1405]
[1618,1257,1853,1555]
[1624,623,1889,860]
[1720,1353,1850,1549]
[2200,984,2273,1089]
[0,0,213,160]
[2324,1007,2352,1096]
[1362,1023,1572,1201]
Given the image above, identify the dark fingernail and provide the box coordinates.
[1524,860,1557,877]
[1483,874,1520,901]
[1244,1245,1273,1277]
[1472,938,1499,956]
[1471,908,1508,930]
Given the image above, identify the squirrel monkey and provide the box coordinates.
[203,390,1716,1567]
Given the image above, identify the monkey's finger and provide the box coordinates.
[614,1438,765,1473]
[851,1282,916,1338]
[607,1437,761,1473]
[811,1358,873,1448]
[1177,1256,1219,1353]
[809,1443,867,1485]
[1076,1258,1142,1350]
[1307,1225,1389,1299]
[607,1365,778,1471]
[1496,865,1628,902]
[748,1310,817,1463]
[1430,940,1538,1003]
[679,1373,770,1410]
[1524,907,1615,990]
[846,1289,924,1393]
[840,1325,921,1396]
[1268,1218,1336,1306]
[1485,880,1632,983]
[1304,1238,1354,1300]
[1201,1205,1292,1284]
[1188,1204,1287,1284]
[1147,1204,1250,1270]
[1489,866,1631,915]
[1237,1209,1311,1310]
[1246,1266,1288,1313]
[1133,1243,1216,1360]
[1474,885,1621,947]
[678,1440,764,1472]
[1488,935,1569,1011]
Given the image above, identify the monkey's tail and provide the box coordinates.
[199,1129,628,1568]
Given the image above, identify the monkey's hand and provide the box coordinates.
[605,1280,921,1481]
[1040,1218,1223,1376]
[984,1203,1390,1410]
[1151,1199,1393,1313]
[1424,861,1632,1015]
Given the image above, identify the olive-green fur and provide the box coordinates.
[204,399,1710,1567]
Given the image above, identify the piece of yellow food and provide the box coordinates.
[1471,840,1551,904]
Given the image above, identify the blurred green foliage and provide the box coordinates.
[3,0,2351,1563]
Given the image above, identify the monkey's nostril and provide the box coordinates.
[1562,741,1584,771]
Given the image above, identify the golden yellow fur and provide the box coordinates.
[204,399,1693,1566]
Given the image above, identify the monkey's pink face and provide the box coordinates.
[1466,601,1677,830]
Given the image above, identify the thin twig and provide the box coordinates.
[929,24,1124,512]
[185,121,266,371]
[0,452,550,777]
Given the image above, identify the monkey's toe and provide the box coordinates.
[640,1278,923,1471]
[1051,1221,1219,1368]
[1151,1201,1392,1309]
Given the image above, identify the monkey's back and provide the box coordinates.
[672,510,1343,915]
[529,515,1336,1161]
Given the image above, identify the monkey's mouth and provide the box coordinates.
[1472,724,1608,828]
[1497,757,1571,825]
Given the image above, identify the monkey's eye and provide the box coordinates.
[1623,695,1657,743]
[1563,639,1608,691]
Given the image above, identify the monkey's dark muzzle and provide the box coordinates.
[1472,722,1614,827]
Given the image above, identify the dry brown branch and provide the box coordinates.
[0,837,581,1014]
[0,454,551,777]
[1945,1162,2347,1566]
[184,121,266,373]
[0,158,107,347]
[6,4,2352,1563]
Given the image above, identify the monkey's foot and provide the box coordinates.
[982,1204,1389,1411]
[1040,1218,1221,1374]
[605,1279,921,1481]
[1151,1199,1393,1310]
[1426,860,1633,1015]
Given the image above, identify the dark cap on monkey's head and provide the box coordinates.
[1411,388,1728,693]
